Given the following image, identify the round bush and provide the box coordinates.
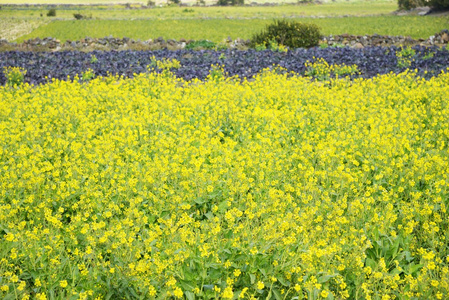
[250,20,321,49]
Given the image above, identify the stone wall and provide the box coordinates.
[1,30,448,52]
[322,30,449,48]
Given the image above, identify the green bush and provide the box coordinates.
[427,0,449,8]
[47,8,56,17]
[217,0,244,6]
[398,0,429,10]
[73,13,92,20]
[397,0,426,10]
[250,20,321,49]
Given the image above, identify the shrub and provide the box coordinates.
[47,8,56,17]
[250,20,321,49]
[81,68,95,82]
[396,46,416,68]
[397,0,426,10]
[426,0,449,8]
[73,13,91,20]
[217,0,244,6]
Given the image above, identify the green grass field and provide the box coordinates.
[0,0,395,4]
[0,2,398,20]
[14,15,449,43]
[1,0,447,44]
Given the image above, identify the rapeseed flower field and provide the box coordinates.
[0,66,448,299]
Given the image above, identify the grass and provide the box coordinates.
[0,2,398,21]
[0,0,395,4]
[0,18,50,41]
[14,15,449,43]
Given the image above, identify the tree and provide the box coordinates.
[397,0,426,10]
[217,0,244,6]
[427,0,449,9]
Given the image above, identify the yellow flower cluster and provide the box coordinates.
[0,67,448,299]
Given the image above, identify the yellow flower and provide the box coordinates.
[148,285,156,296]
[239,287,248,299]
[36,293,48,300]
[222,286,233,299]
[173,287,183,298]
[256,281,265,290]
[320,290,329,298]
[59,280,68,288]
[17,281,26,291]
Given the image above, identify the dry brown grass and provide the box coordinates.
[0,18,50,41]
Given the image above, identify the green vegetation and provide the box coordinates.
[185,39,216,50]
[0,0,395,4]
[2,66,26,87]
[428,0,449,8]
[0,2,398,21]
[46,8,56,17]
[250,20,321,49]
[397,0,426,10]
[14,15,449,43]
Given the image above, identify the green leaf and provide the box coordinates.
[409,263,423,275]
[277,276,290,287]
[180,280,195,291]
[194,198,205,205]
[222,248,231,254]
[365,257,377,269]
[386,238,400,260]
[318,274,338,284]
[205,211,214,220]
[273,288,283,300]
[218,200,228,212]
[185,291,195,300]
[203,284,214,290]
[249,274,256,284]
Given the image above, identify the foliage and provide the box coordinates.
[0,66,448,299]
[46,8,56,17]
[2,66,26,86]
[217,0,244,6]
[167,0,180,5]
[250,20,321,49]
[185,40,216,50]
[426,0,449,8]
[304,57,359,81]
[147,55,181,71]
[396,45,416,68]
[90,54,98,64]
[73,13,91,20]
[81,68,95,81]
[397,0,426,10]
[255,40,288,52]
